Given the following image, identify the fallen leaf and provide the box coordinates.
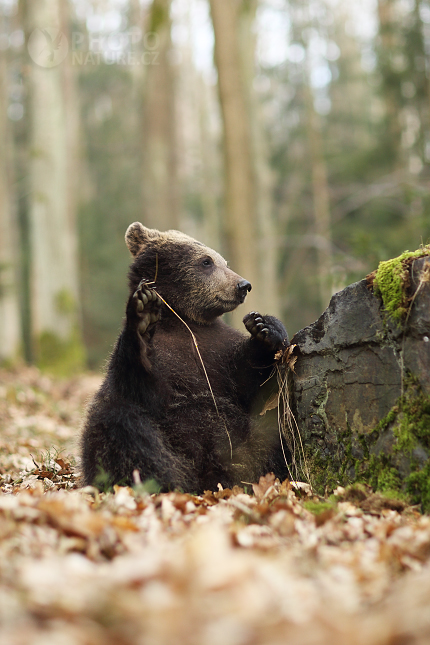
[260,391,279,416]
[252,473,276,500]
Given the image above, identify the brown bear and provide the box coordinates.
[81,223,290,492]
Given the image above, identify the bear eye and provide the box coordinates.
[201,258,213,267]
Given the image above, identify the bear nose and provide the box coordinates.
[237,280,252,294]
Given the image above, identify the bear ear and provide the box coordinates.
[125,222,159,256]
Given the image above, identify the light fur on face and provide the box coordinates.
[125,222,249,323]
[126,222,210,257]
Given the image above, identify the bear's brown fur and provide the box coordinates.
[81,223,289,492]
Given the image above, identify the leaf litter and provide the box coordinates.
[0,367,430,644]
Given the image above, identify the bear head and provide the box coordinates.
[125,222,251,324]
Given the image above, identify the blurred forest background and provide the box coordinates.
[1,0,430,374]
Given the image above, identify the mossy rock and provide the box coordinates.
[291,249,430,512]
[306,377,430,510]
[370,245,430,323]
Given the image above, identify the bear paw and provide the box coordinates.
[243,311,289,352]
[131,280,162,335]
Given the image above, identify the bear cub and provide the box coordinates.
[81,223,290,492]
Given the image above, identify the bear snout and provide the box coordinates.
[236,279,252,303]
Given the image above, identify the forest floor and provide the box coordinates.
[0,367,429,645]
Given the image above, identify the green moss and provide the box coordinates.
[133,478,162,496]
[378,488,410,502]
[305,377,430,513]
[394,413,418,453]
[406,462,430,512]
[401,392,430,451]
[93,464,115,493]
[373,406,398,434]
[353,452,399,493]
[36,327,86,377]
[306,453,337,494]
[304,500,336,515]
[373,462,403,492]
[306,428,351,495]
[373,245,430,322]
[357,432,370,459]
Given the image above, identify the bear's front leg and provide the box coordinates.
[243,311,289,353]
[126,280,162,370]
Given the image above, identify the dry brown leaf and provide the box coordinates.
[259,390,279,416]
[290,481,313,497]
[2,366,430,645]
[274,343,297,369]
[252,473,276,500]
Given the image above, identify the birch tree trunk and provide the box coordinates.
[24,0,85,374]
[0,49,21,363]
[209,0,261,326]
[141,0,179,230]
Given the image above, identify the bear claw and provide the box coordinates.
[129,281,162,336]
[243,311,288,353]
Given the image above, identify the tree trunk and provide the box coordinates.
[198,76,222,251]
[209,0,261,326]
[238,0,280,318]
[141,0,179,230]
[174,23,221,249]
[376,0,403,167]
[24,0,85,374]
[305,84,333,310]
[0,49,21,363]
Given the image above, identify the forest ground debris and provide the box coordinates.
[0,367,430,644]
